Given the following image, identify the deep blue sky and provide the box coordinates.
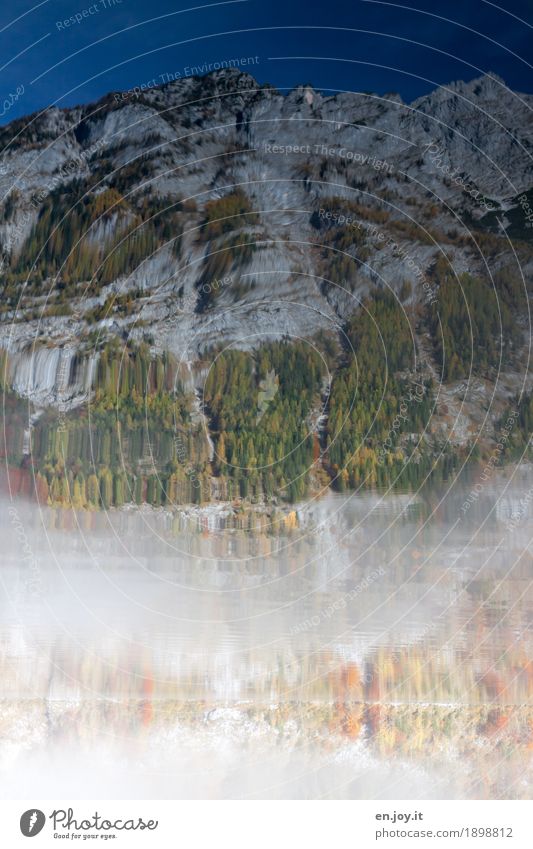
[0,0,532,123]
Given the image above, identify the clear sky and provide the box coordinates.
[0,0,532,123]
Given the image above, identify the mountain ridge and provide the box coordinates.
[0,68,532,508]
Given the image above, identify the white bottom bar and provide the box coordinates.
[3,800,532,847]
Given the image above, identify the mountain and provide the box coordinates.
[0,69,532,509]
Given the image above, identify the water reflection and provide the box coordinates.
[1,473,532,798]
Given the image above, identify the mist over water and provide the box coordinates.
[1,469,532,799]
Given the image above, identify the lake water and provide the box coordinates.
[1,470,532,799]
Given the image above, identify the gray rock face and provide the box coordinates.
[0,68,531,417]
